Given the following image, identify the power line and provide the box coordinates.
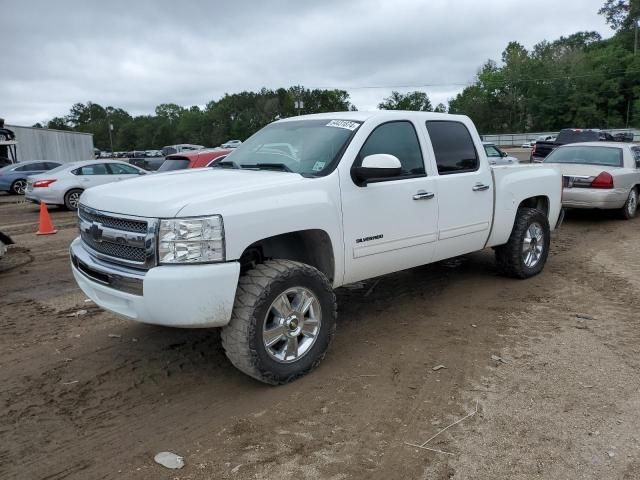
[308,68,640,92]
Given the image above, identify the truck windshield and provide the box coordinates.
[543,146,623,167]
[224,119,362,176]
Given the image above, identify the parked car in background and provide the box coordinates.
[520,141,536,148]
[483,142,519,165]
[0,160,62,195]
[25,160,147,210]
[161,144,205,156]
[157,148,232,172]
[129,156,166,171]
[531,129,614,162]
[543,142,640,219]
[221,139,242,148]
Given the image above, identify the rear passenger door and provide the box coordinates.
[425,120,493,261]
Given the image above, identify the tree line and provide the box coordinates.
[448,0,640,133]
[39,87,357,151]
[35,0,639,147]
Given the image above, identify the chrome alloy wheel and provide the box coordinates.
[68,192,81,209]
[522,222,544,268]
[262,287,322,363]
[13,179,27,195]
[627,189,637,216]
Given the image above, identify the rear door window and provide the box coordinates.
[426,121,479,174]
[76,164,109,175]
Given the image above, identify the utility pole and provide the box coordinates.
[627,18,639,128]
[107,111,114,154]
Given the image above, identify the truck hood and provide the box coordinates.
[80,169,306,218]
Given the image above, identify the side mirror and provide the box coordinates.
[351,154,402,185]
[500,151,507,157]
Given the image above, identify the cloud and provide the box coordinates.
[2,0,610,125]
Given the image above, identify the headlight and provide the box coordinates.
[158,215,225,264]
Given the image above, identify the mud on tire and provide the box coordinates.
[495,207,550,279]
[221,260,337,385]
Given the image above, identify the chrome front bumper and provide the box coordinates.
[70,238,144,295]
[69,237,242,328]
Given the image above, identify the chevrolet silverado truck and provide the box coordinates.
[70,111,563,384]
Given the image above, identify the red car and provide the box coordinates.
[157,148,232,172]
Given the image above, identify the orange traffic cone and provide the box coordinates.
[36,202,57,235]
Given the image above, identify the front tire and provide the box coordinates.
[64,189,83,210]
[221,260,337,385]
[495,207,550,279]
[10,179,27,195]
[621,188,637,220]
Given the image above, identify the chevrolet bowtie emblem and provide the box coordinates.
[89,222,104,243]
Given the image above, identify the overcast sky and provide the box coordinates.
[2,0,611,126]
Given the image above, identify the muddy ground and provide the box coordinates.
[1,187,639,480]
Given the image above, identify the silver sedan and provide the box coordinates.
[543,142,640,219]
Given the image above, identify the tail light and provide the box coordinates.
[590,172,614,189]
[532,144,537,154]
[33,179,56,188]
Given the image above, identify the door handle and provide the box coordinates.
[413,191,435,200]
[472,183,490,192]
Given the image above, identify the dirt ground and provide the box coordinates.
[1,188,639,480]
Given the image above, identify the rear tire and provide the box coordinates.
[495,207,550,279]
[621,188,637,220]
[64,189,83,210]
[221,260,337,385]
[10,179,27,195]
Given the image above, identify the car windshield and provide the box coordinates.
[224,119,362,175]
[0,163,19,173]
[158,159,190,171]
[543,146,623,167]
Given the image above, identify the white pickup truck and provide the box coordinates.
[70,111,563,384]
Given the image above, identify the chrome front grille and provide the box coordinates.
[78,205,158,270]
[79,207,147,233]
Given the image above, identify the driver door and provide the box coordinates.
[340,120,439,284]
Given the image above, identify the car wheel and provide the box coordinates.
[221,260,337,385]
[495,207,550,279]
[621,188,637,220]
[10,179,27,195]
[64,189,83,211]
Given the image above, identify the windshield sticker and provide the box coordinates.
[326,120,359,131]
[312,161,326,172]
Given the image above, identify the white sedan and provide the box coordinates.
[483,142,519,165]
[25,160,147,210]
[543,142,640,219]
[221,139,242,148]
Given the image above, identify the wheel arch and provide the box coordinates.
[517,195,549,217]
[238,229,335,283]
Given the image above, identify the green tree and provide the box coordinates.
[378,91,433,111]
